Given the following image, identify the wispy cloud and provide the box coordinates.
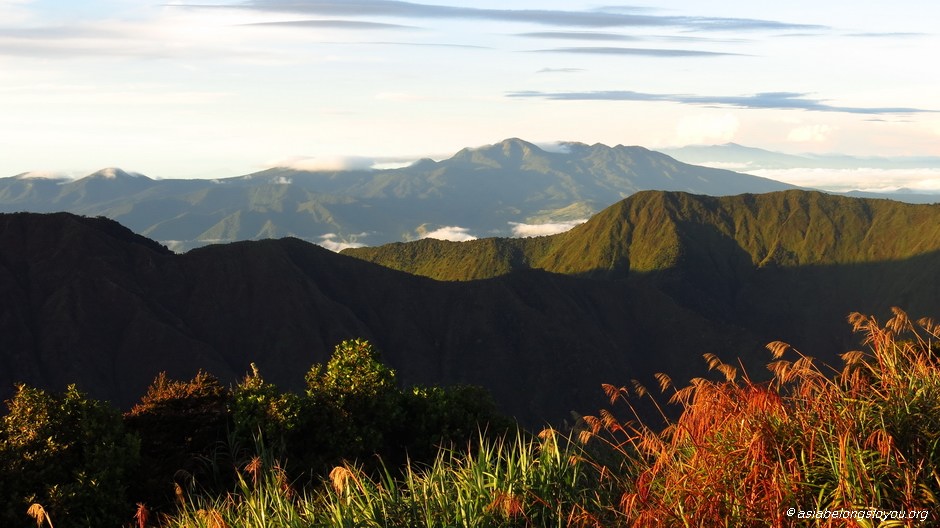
[0,14,279,61]
[517,30,751,45]
[845,32,927,38]
[507,90,937,115]
[363,41,490,49]
[530,46,743,57]
[206,1,824,32]
[269,155,376,171]
[242,19,418,30]
[516,31,640,41]
[536,67,585,73]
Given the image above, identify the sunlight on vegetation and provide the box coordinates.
[2,313,939,526]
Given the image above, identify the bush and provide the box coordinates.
[123,371,231,513]
[0,384,139,528]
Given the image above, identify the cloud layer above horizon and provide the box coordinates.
[0,0,937,180]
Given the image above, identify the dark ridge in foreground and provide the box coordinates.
[2,190,940,425]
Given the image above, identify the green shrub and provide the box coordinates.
[0,384,139,528]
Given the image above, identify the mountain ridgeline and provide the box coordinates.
[2,190,940,425]
[346,190,940,280]
[0,139,795,251]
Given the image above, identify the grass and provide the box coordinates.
[158,308,940,527]
[162,430,615,528]
[581,307,940,527]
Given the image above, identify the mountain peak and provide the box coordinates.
[496,137,541,152]
[85,168,150,180]
[453,138,545,163]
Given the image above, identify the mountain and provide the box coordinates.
[0,139,796,251]
[662,142,940,171]
[662,143,940,204]
[346,189,940,280]
[3,190,940,426]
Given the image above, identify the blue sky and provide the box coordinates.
[2,0,939,186]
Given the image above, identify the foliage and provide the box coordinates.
[399,384,515,463]
[124,371,231,515]
[234,339,512,475]
[580,307,940,526]
[304,339,402,458]
[0,384,139,528]
[230,363,302,446]
[13,312,936,527]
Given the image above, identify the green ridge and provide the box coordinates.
[345,190,940,281]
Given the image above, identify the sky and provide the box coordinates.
[2,0,939,186]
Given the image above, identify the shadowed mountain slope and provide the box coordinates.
[0,211,734,424]
[3,190,940,425]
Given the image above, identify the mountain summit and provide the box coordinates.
[83,167,151,181]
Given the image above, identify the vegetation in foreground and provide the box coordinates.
[0,339,510,527]
[3,309,939,526]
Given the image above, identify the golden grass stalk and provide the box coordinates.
[26,503,53,528]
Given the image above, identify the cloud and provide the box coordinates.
[748,167,940,194]
[530,46,741,57]
[506,90,937,115]
[787,124,835,142]
[319,233,366,251]
[0,11,282,61]
[533,141,573,153]
[208,1,824,32]
[536,67,585,73]
[421,226,477,242]
[363,41,490,49]
[0,0,36,24]
[516,31,640,41]
[846,32,926,38]
[241,19,417,30]
[676,113,739,145]
[270,155,375,171]
[510,219,587,237]
[518,31,752,46]
[273,175,292,184]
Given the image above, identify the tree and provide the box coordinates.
[230,363,301,448]
[303,339,403,462]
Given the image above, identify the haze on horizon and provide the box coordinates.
[2,0,938,190]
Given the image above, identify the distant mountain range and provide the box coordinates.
[662,143,940,203]
[3,190,940,425]
[1,139,797,251]
[663,142,940,171]
[4,139,936,253]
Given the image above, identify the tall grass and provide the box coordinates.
[162,429,615,528]
[159,308,939,527]
[581,307,940,526]
[316,429,620,528]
